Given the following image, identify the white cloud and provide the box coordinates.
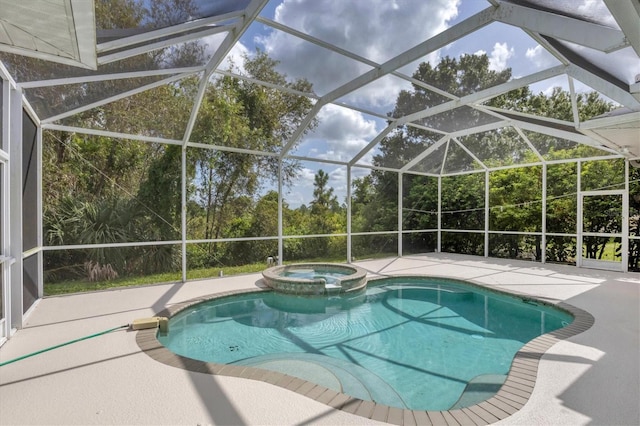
[528,75,568,96]
[200,32,231,63]
[571,45,640,86]
[488,42,514,72]
[257,0,460,106]
[219,40,250,73]
[525,45,556,70]
[529,74,613,99]
[285,105,384,206]
[298,104,381,163]
[474,43,514,72]
[340,74,411,114]
[284,190,306,207]
[284,166,316,206]
[578,0,618,28]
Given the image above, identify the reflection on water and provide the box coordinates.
[281,267,353,285]
[160,278,573,411]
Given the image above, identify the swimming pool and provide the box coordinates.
[157,276,575,411]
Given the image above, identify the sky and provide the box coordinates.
[210,0,638,208]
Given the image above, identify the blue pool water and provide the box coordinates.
[281,267,350,284]
[158,277,573,410]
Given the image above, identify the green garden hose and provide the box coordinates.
[0,324,129,367]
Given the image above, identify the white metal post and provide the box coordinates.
[437,175,442,253]
[1,78,10,340]
[576,161,582,267]
[347,166,352,263]
[36,125,43,297]
[484,170,489,257]
[0,159,7,341]
[623,160,629,272]
[181,146,187,282]
[542,163,547,263]
[9,87,23,329]
[278,159,283,265]
[398,172,403,257]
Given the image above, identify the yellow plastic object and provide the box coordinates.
[158,317,169,333]
[131,317,168,331]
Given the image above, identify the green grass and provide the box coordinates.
[43,252,397,296]
[582,240,622,261]
[44,262,267,296]
[44,272,183,296]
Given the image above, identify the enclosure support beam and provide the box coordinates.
[566,65,640,111]
[0,78,10,341]
[568,76,580,127]
[484,171,489,258]
[397,65,566,126]
[623,160,630,272]
[97,11,243,53]
[576,161,582,268]
[506,117,601,147]
[278,159,284,266]
[36,125,43,298]
[97,25,237,65]
[350,125,397,167]
[19,67,204,89]
[437,176,442,253]
[542,163,547,264]
[347,166,352,263]
[398,173,403,257]
[280,103,323,158]
[182,0,269,147]
[603,0,640,57]
[9,87,23,330]
[181,146,187,282]
[495,1,627,52]
[41,72,198,124]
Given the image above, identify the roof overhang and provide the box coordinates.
[580,109,640,158]
[0,0,96,69]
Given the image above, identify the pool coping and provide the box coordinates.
[135,277,595,426]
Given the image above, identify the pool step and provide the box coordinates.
[449,374,507,409]
[324,282,342,295]
[233,353,407,408]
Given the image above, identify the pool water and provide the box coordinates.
[158,277,573,410]
[281,267,349,284]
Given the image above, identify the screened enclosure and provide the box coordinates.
[0,0,639,334]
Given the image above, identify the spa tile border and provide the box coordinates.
[136,279,594,426]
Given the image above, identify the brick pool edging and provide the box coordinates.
[135,280,594,426]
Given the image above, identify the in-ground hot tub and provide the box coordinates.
[262,263,367,295]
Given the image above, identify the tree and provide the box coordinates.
[40,9,316,281]
[222,191,280,266]
[489,163,543,259]
[187,51,316,262]
[304,170,344,257]
[357,54,514,254]
[310,170,338,216]
[136,144,183,241]
[355,52,616,262]
[40,0,210,282]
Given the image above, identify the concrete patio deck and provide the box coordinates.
[1,253,638,425]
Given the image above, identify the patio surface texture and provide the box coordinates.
[1,253,638,425]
